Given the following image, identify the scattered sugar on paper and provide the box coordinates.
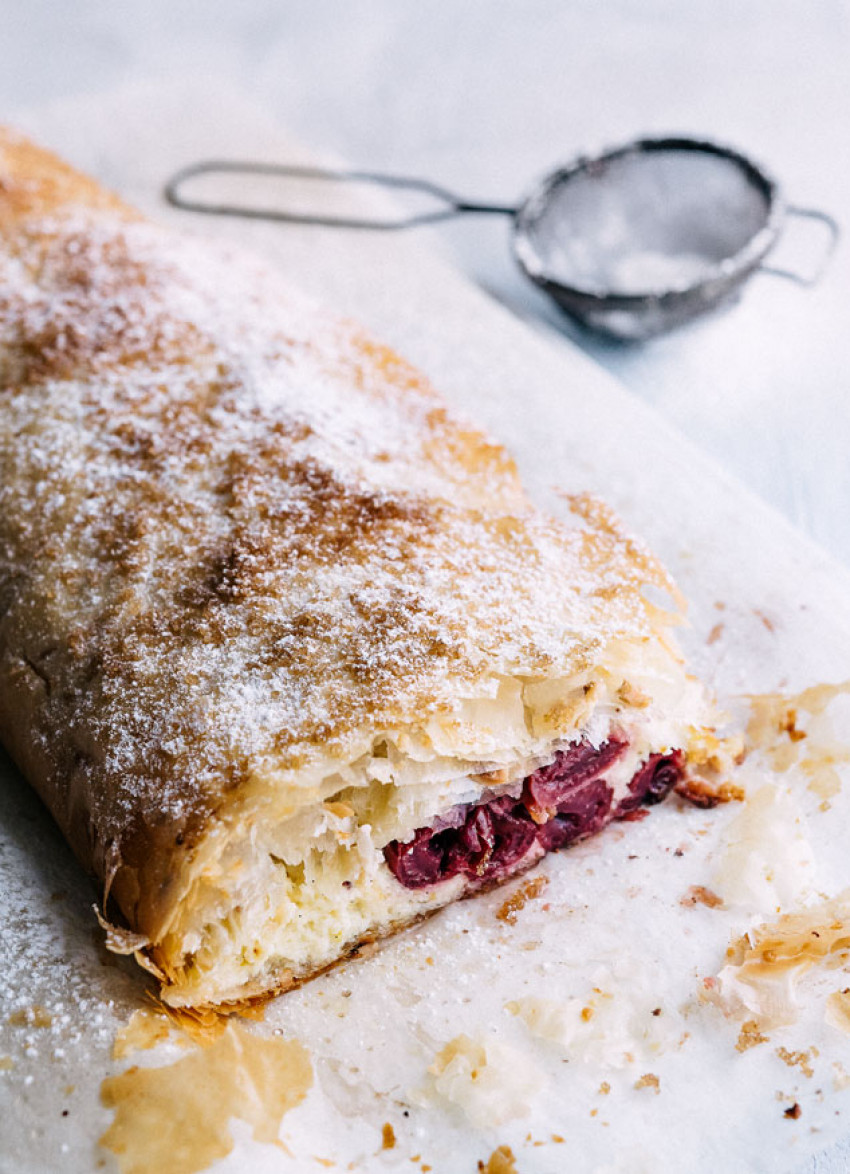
[593,1151,655,1174]
[711,785,815,914]
[506,996,590,1051]
[99,1022,312,1174]
[705,891,850,1027]
[506,982,676,1069]
[420,1033,541,1128]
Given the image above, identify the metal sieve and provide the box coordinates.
[165,135,839,340]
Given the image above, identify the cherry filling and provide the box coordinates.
[383,739,685,890]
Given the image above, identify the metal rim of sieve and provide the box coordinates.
[512,135,786,314]
[164,135,839,337]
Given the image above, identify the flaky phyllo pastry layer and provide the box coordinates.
[0,129,717,1006]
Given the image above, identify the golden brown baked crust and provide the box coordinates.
[0,128,708,1004]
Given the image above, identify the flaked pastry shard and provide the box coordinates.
[0,130,716,1007]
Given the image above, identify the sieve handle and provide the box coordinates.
[759,205,840,286]
[163,161,515,230]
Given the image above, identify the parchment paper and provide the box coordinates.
[2,82,850,1174]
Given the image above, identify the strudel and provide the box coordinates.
[0,129,715,1006]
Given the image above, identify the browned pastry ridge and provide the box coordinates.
[0,129,716,1006]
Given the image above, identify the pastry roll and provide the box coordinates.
[0,129,715,1007]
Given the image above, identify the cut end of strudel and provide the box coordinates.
[0,128,719,1007]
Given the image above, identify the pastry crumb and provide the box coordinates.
[634,1073,660,1094]
[675,778,745,808]
[736,1021,769,1053]
[707,622,724,646]
[496,876,549,925]
[680,885,724,909]
[776,1047,815,1079]
[477,1146,517,1174]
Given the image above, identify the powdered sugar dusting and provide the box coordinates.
[0,131,674,918]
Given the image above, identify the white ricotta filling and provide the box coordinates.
[157,644,711,1005]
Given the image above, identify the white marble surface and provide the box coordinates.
[2,0,849,567]
[2,5,850,1172]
